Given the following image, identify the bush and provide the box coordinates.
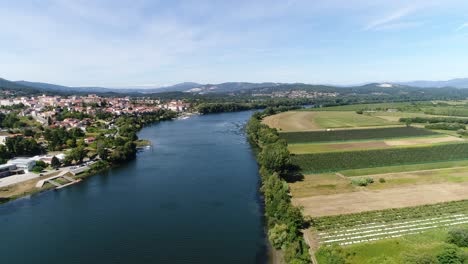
[402,252,437,264]
[436,244,464,264]
[35,160,47,168]
[351,177,374,186]
[268,223,289,249]
[447,228,468,247]
[31,166,44,173]
[315,244,346,264]
[379,178,386,183]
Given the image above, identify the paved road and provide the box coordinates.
[0,173,39,188]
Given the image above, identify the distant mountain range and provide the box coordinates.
[14,80,203,94]
[3,77,468,96]
[397,78,468,88]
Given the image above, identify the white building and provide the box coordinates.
[7,157,36,172]
[0,164,17,178]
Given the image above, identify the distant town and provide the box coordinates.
[0,93,190,198]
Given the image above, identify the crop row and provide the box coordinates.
[291,142,468,173]
[319,215,468,246]
[280,126,437,143]
[312,200,468,231]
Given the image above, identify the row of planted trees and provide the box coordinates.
[246,107,311,264]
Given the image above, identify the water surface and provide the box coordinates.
[0,111,267,264]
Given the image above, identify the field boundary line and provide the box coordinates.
[335,172,346,179]
[348,165,468,178]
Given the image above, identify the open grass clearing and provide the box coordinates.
[288,135,462,154]
[293,182,468,217]
[340,159,468,176]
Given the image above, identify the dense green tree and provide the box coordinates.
[51,156,61,168]
[5,136,43,156]
[259,141,291,174]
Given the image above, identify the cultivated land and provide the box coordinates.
[294,182,468,217]
[288,135,462,154]
[262,111,394,131]
[263,104,468,263]
[280,126,439,143]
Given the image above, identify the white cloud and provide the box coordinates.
[456,22,468,31]
[364,7,414,31]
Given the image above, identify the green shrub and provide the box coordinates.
[447,228,468,247]
[436,244,464,264]
[315,244,346,264]
[379,178,386,183]
[402,252,437,264]
[351,177,374,186]
[268,223,289,249]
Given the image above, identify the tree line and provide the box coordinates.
[246,106,311,264]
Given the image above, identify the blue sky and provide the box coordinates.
[1,0,468,87]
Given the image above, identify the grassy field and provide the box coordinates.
[290,166,468,198]
[262,111,394,131]
[288,135,461,154]
[262,111,319,131]
[309,102,427,112]
[313,111,393,128]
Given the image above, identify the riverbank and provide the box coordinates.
[246,106,312,264]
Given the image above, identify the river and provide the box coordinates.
[0,111,267,264]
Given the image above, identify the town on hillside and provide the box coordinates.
[0,93,190,195]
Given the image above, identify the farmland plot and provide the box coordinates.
[281,126,438,143]
[312,200,468,246]
[291,143,468,173]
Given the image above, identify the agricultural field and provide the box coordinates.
[340,160,468,177]
[287,135,461,154]
[280,126,438,143]
[262,102,468,263]
[262,111,394,131]
[262,111,319,131]
[291,143,468,173]
[289,166,468,198]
